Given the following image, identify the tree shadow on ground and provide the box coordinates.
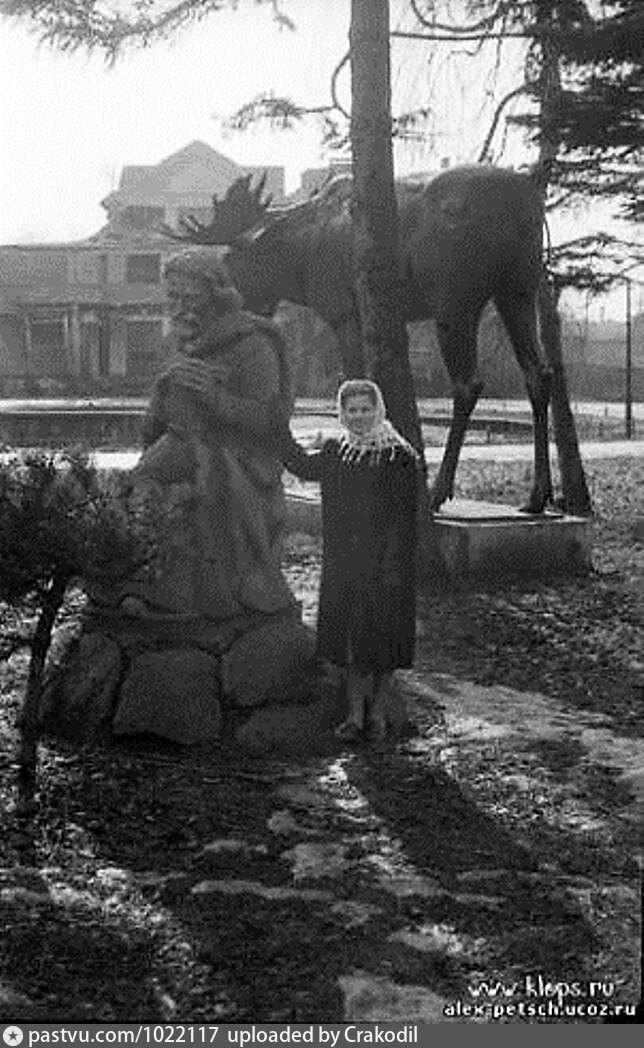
[1,721,622,1023]
[1,881,165,1022]
[342,751,604,972]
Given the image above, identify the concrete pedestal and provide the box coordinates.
[285,491,592,583]
[426,499,592,581]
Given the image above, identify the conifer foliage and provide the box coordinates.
[512,0,643,218]
[0,450,155,809]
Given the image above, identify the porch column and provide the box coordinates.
[68,305,82,375]
[23,314,32,378]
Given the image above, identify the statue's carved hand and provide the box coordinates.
[200,359,230,383]
[167,359,218,395]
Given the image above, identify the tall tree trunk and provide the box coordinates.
[349,0,423,455]
[535,0,592,514]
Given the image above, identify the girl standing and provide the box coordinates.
[280,379,420,741]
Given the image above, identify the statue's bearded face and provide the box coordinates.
[166,270,215,346]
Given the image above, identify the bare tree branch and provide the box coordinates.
[392,28,531,41]
[392,11,644,47]
[409,0,515,35]
[478,84,529,161]
[329,50,351,122]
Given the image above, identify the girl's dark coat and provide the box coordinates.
[283,436,419,673]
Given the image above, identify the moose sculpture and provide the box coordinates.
[162,168,590,515]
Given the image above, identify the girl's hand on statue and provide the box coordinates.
[168,360,215,394]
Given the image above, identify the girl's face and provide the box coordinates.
[343,393,378,436]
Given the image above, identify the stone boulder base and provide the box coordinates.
[42,608,321,750]
[41,632,123,744]
[223,615,316,708]
[113,649,221,745]
[235,683,346,754]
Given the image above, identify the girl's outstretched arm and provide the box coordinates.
[279,426,323,482]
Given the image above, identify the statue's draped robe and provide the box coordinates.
[123,311,294,620]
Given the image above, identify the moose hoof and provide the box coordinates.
[428,488,451,514]
[519,491,550,515]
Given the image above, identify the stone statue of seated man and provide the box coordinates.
[118,247,295,622]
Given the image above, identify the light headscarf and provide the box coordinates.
[337,379,419,464]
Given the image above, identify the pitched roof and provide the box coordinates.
[102,141,284,211]
[102,141,241,209]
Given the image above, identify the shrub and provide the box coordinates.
[0,448,156,808]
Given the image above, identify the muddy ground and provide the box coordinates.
[0,456,642,1024]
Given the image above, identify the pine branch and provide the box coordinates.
[0,0,294,57]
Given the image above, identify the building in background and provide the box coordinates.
[0,142,641,401]
[288,159,353,204]
[0,142,285,395]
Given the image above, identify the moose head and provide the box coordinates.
[161,171,297,316]
[167,171,273,244]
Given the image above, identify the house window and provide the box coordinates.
[0,251,68,288]
[30,319,67,376]
[126,253,161,284]
[0,315,24,374]
[126,319,162,379]
[74,253,101,284]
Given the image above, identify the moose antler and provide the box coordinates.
[159,171,274,244]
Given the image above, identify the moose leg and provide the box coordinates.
[537,278,592,514]
[494,292,553,513]
[429,314,483,513]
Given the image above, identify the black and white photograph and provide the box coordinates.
[0,0,642,1030]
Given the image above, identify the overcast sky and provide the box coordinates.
[0,1,352,242]
[0,0,537,241]
[0,0,639,318]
